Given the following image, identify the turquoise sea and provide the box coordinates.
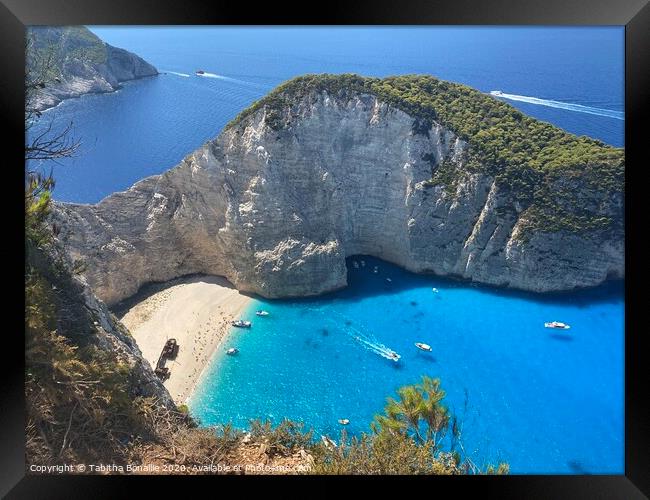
[189,257,624,474]
[29,27,625,473]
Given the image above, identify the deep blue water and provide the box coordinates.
[189,256,624,474]
[29,26,624,204]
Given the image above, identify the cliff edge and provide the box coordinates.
[27,26,158,111]
[53,74,624,305]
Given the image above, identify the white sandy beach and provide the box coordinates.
[119,275,252,404]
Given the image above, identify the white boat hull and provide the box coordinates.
[544,323,570,330]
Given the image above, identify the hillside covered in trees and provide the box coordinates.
[26,26,158,111]
[230,74,624,237]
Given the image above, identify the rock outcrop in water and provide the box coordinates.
[53,75,624,305]
[27,26,158,111]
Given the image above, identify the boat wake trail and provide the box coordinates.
[200,72,227,79]
[489,91,624,120]
[351,331,401,361]
[309,308,400,361]
[198,72,267,89]
[164,71,191,77]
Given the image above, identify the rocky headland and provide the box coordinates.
[52,74,624,306]
[27,26,158,111]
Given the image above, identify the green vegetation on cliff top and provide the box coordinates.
[25,52,507,475]
[27,26,109,77]
[228,74,624,237]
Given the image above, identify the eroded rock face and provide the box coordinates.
[32,243,176,408]
[27,27,158,111]
[53,90,624,305]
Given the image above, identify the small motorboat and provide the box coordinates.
[388,351,401,362]
[432,287,439,293]
[231,320,252,328]
[353,261,359,269]
[195,70,205,75]
[338,419,350,425]
[415,342,432,352]
[385,278,392,283]
[256,310,270,317]
[373,266,379,274]
[360,260,366,267]
[544,321,571,330]
[226,347,239,355]
[490,90,504,96]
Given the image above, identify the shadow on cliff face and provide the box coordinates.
[110,256,624,317]
[110,273,242,317]
[313,255,626,307]
[254,255,622,311]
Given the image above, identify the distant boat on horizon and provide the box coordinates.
[195,70,205,75]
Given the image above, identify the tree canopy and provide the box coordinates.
[227,74,624,237]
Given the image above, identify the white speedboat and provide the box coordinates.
[226,347,238,355]
[490,90,504,96]
[544,321,571,330]
[231,320,252,328]
[360,260,366,267]
[385,278,392,283]
[373,266,379,274]
[353,261,359,269]
[338,419,350,425]
[256,310,270,317]
[388,351,401,362]
[432,287,439,293]
[415,342,432,352]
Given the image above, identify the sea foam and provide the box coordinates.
[490,91,624,120]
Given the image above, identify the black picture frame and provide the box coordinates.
[3,0,648,497]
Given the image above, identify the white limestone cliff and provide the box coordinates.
[53,89,624,305]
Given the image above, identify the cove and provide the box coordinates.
[189,256,624,474]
